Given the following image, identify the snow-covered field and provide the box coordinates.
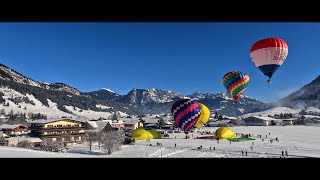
[1,126,319,158]
[241,106,320,118]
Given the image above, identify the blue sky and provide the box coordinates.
[0,22,318,103]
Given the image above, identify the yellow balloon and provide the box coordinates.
[130,127,161,140]
[214,127,236,139]
[194,103,210,128]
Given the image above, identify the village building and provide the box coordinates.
[27,118,86,142]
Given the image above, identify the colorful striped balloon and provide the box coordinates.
[222,71,250,101]
[250,37,288,84]
[171,99,201,133]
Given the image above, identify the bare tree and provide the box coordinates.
[101,130,125,155]
[97,131,104,149]
[111,112,118,120]
[158,117,165,129]
[40,140,65,152]
[0,109,5,115]
[85,131,97,151]
[17,140,33,149]
[0,137,7,146]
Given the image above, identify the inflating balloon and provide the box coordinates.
[194,103,210,128]
[215,127,236,139]
[222,71,250,101]
[250,37,288,84]
[171,99,201,134]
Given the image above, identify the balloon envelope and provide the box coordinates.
[194,103,210,128]
[250,37,288,82]
[171,99,201,133]
[222,71,250,101]
[215,127,236,139]
[130,127,161,140]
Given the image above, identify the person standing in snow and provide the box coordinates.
[282,151,284,156]
[175,143,176,147]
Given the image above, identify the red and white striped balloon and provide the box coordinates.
[250,38,288,83]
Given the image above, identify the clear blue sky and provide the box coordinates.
[0,22,319,103]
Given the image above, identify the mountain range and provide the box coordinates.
[0,63,318,119]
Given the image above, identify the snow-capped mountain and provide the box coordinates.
[0,63,270,117]
[84,88,123,101]
[118,88,184,105]
[188,91,218,100]
[188,92,269,116]
[279,75,320,109]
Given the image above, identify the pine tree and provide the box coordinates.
[112,112,118,120]
[214,112,219,119]
[9,110,14,120]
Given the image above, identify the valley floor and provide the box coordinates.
[1,126,320,158]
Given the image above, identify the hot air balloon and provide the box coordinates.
[194,103,210,128]
[250,37,288,84]
[222,71,250,102]
[171,99,201,138]
[214,127,236,139]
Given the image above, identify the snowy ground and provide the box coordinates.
[241,106,320,118]
[1,126,320,158]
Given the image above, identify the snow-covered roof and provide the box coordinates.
[224,116,237,120]
[6,137,42,143]
[208,120,231,125]
[162,117,172,121]
[123,120,141,125]
[86,120,111,131]
[303,115,320,119]
[142,117,159,124]
[28,118,87,124]
[86,121,98,128]
[0,124,27,129]
[281,118,299,121]
[247,116,282,121]
[146,123,159,127]
[122,118,141,123]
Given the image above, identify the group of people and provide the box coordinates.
[241,151,248,156]
[281,150,289,157]
[239,133,253,138]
